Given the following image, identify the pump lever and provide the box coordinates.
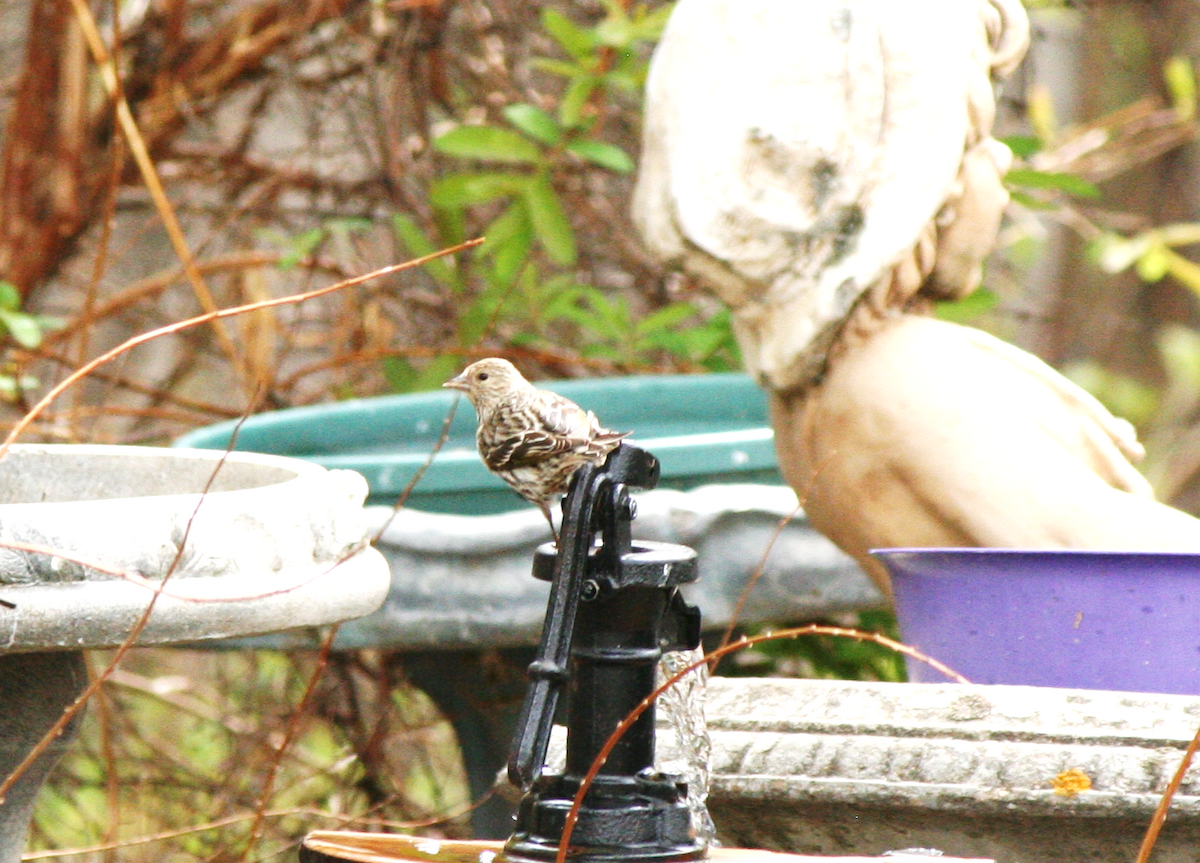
[506,444,659,790]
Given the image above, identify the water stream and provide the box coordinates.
[658,645,719,847]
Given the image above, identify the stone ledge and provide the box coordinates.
[688,678,1200,862]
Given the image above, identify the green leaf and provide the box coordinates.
[434,206,467,246]
[558,76,598,129]
[571,290,632,341]
[1061,359,1161,427]
[458,280,510,344]
[1089,232,1143,274]
[539,281,593,324]
[530,58,580,81]
[1158,324,1200,393]
[509,332,541,348]
[326,216,374,236]
[412,354,462,392]
[522,174,577,266]
[566,139,635,174]
[492,236,531,287]
[541,9,595,61]
[1000,135,1043,159]
[33,314,64,333]
[0,309,44,349]
[0,373,38,402]
[1136,244,1171,282]
[430,173,518,210]
[630,4,675,41]
[934,288,999,324]
[480,204,533,286]
[0,281,19,312]
[278,227,326,270]
[1165,55,1197,122]
[480,202,531,251]
[635,302,697,335]
[598,295,634,335]
[383,355,462,393]
[391,213,438,258]
[1008,190,1059,211]
[599,67,643,94]
[382,356,419,393]
[548,290,602,329]
[594,15,634,48]
[530,58,583,79]
[503,104,561,146]
[695,308,741,370]
[433,126,542,164]
[391,214,459,291]
[1005,168,1100,200]
[677,327,724,361]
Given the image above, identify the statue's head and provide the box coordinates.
[633,0,1029,392]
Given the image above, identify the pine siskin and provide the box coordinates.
[444,358,628,540]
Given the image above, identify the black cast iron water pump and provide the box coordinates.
[504,443,707,863]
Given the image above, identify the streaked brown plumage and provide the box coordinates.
[444,358,628,540]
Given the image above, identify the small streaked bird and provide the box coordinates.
[444,358,628,541]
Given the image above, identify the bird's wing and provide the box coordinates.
[481,396,593,470]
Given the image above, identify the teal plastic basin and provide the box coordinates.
[174,373,782,513]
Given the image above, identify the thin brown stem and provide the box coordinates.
[371,396,459,542]
[0,237,483,459]
[235,624,339,863]
[712,502,803,673]
[64,0,249,389]
[1134,719,1200,863]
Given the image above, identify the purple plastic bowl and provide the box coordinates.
[871,548,1200,695]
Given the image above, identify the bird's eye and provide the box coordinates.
[478,372,489,381]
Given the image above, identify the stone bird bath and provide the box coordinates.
[0,443,390,863]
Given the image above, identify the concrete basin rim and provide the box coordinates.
[0,545,391,651]
[4,441,330,474]
[0,443,344,509]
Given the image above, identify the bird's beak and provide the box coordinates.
[443,371,469,391]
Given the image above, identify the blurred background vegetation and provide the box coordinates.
[4,0,1200,858]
